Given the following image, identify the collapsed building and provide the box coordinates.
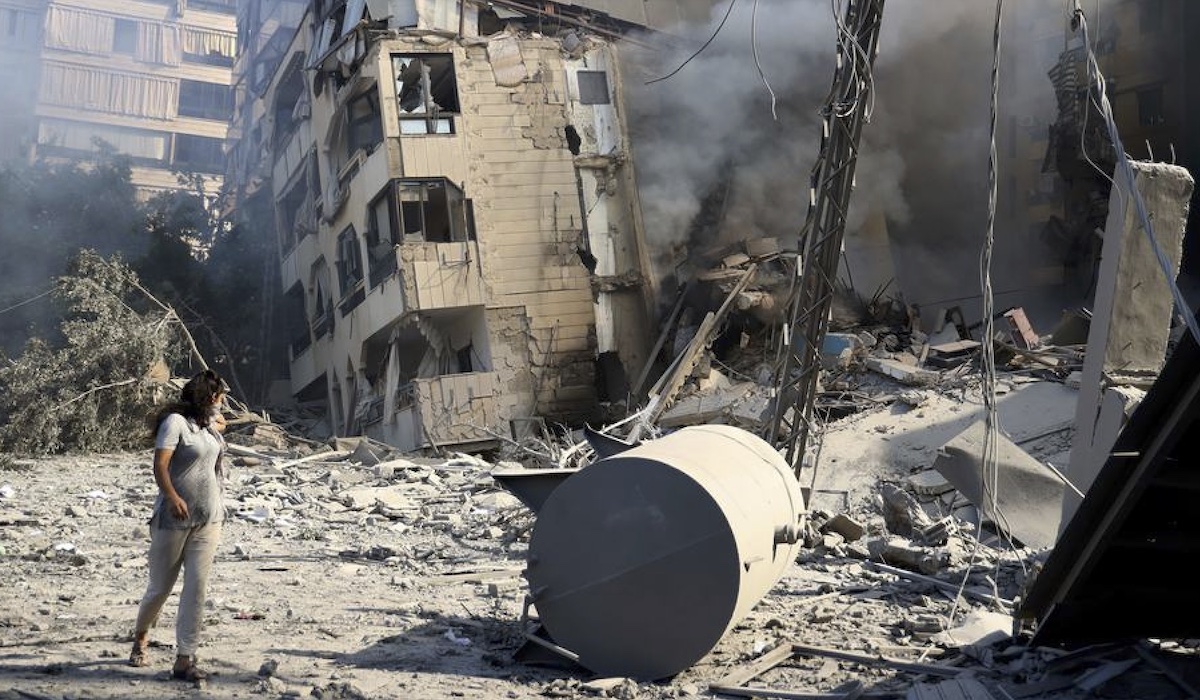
[226,1,730,451]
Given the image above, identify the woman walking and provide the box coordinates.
[129,369,228,682]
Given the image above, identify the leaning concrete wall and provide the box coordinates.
[1064,161,1193,526]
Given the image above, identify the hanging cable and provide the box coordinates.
[1072,3,1200,344]
[948,0,1008,630]
[644,0,738,86]
[0,288,55,316]
[750,0,778,120]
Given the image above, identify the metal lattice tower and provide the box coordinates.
[768,0,886,477]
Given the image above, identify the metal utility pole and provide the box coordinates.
[767,0,886,477]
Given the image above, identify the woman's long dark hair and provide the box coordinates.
[151,369,227,434]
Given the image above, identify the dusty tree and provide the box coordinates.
[0,251,192,455]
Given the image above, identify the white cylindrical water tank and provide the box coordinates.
[524,425,805,679]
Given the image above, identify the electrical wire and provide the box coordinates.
[644,0,738,86]
[750,0,779,121]
[948,0,1009,631]
[1072,4,1200,345]
[0,288,55,316]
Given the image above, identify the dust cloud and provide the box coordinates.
[624,0,1074,323]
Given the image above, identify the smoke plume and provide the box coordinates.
[624,0,1071,323]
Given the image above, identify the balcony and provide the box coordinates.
[393,372,500,451]
[398,242,485,313]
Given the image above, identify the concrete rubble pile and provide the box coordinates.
[3,371,1200,699]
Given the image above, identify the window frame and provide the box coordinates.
[392,53,460,136]
[177,79,234,121]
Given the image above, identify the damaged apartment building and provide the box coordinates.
[234,0,683,451]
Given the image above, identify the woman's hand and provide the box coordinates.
[168,494,190,520]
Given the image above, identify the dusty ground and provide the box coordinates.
[2,376,1198,700]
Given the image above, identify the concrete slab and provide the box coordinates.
[934,421,1065,550]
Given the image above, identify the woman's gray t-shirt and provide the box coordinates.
[150,413,225,529]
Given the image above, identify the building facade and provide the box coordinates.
[243,0,655,451]
[0,0,47,162]
[29,0,237,196]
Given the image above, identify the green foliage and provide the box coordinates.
[0,252,189,455]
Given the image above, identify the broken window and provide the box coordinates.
[310,259,335,338]
[113,19,137,55]
[398,179,473,243]
[336,226,365,297]
[285,283,310,356]
[346,89,383,158]
[392,54,459,135]
[366,178,474,245]
[366,187,399,287]
[273,54,308,150]
[1137,86,1165,127]
[178,79,233,121]
[276,151,320,255]
[576,71,611,105]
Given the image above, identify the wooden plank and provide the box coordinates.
[630,281,690,398]
[712,644,797,689]
[708,683,873,700]
[790,644,962,678]
[864,562,1014,608]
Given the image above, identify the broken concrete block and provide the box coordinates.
[866,358,938,386]
[870,538,949,575]
[821,532,845,550]
[906,470,954,496]
[879,483,933,538]
[821,513,866,542]
[934,421,1063,550]
[1003,307,1041,350]
[932,609,1012,649]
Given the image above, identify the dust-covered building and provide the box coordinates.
[24,0,237,196]
[236,0,672,451]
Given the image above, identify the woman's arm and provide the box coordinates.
[152,448,189,520]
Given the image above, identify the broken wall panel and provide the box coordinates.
[1065,161,1193,522]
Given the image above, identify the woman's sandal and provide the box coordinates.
[128,643,149,668]
[171,661,208,683]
